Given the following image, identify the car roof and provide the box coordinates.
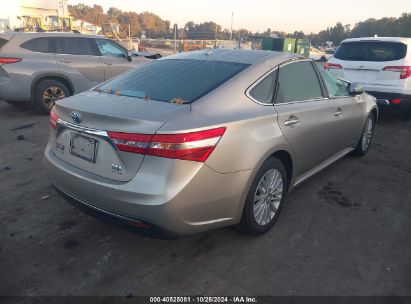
[1,31,104,40]
[341,37,411,44]
[163,48,302,65]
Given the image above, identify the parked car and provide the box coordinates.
[0,32,150,113]
[324,49,335,60]
[309,47,327,61]
[44,49,378,237]
[325,37,411,118]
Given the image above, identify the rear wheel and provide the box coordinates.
[34,79,70,114]
[240,157,287,235]
[353,114,375,156]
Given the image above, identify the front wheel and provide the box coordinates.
[240,157,287,235]
[353,114,375,156]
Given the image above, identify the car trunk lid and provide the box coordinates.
[51,91,191,182]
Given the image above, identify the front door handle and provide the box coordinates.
[59,59,72,64]
[284,116,299,127]
[104,62,114,66]
[334,108,343,117]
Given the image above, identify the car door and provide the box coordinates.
[317,65,365,152]
[274,60,336,178]
[55,37,105,92]
[94,38,134,80]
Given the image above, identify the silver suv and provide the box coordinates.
[0,32,150,113]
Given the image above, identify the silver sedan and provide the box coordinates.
[44,49,378,237]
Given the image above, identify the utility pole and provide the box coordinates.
[214,24,218,48]
[173,24,177,53]
[230,12,234,41]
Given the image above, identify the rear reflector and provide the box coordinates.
[383,66,411,79]
[50,110,58,129]
[108,127,226,163]
[0,57,22,65]
[324,63,342,70]
[391,99,401,105]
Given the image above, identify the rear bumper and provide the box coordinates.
[366,91,411,110]
[0,68,32,102]
[44,143,250,236]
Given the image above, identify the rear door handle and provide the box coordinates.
[59,59,72,64]
[104,62,114,66]
[334,108,343,117]
[284,116,299,127]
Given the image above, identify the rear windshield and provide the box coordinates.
[334,41,407,62]
[0,38,8,49]
[96,59,250,103]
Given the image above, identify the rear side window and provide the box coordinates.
[334,42,407,62]
[20,37,54,53]
[249,70,277,104]
[276,61,323,104]
[55,37,96,56]
[0,38,8,49]
[97,59,249,103]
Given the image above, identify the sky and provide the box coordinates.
[69,0,411,33]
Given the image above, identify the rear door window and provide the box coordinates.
[55,37,97,56]
[20,37,55,53]
[97,59,249,103]
[276,61,324,104]
[334,42,407,62]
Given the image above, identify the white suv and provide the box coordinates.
[325,37,411,117]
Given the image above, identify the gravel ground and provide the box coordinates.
[0,101,410,297]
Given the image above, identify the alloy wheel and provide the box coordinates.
[253,169,283,226]
[361,117,373,151]
[42,86,66,110]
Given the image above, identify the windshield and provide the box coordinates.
[96,59,250,103]
[334,41,407,62]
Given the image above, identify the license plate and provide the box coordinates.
[70,133,97,163]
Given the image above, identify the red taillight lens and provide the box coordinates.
[324,63,342,70]
[50,110,58,129]
[0,57,22,65]
[383,66,411,79]
[391,99,401,105]
[108,127,226,163]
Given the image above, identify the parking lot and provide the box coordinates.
[0,101,410,296]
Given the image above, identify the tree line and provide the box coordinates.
[68,4,411,45]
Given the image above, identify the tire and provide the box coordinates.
[33,79,70,114]
[240,157,288,235]
[320,56,327,62]
[353,114,375,156]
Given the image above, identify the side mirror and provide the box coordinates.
[127,52,132,62]
[349,82,364,96]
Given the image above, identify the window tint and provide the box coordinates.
[55,37,96,55]
[317,65,350,97]
[20,37,54,53]
[97,59,249,103]
[95,39,126,58]
[334,42,407,62]
[0,38,8,49]
[249,71,277,104]
[276,61,323,103]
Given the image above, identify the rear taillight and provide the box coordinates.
[383,66,411,79]
[0,57,22,65]
[108,127,226,163]
[391,99,401,105]
[50,110,58,129]
[324,63,342,70]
